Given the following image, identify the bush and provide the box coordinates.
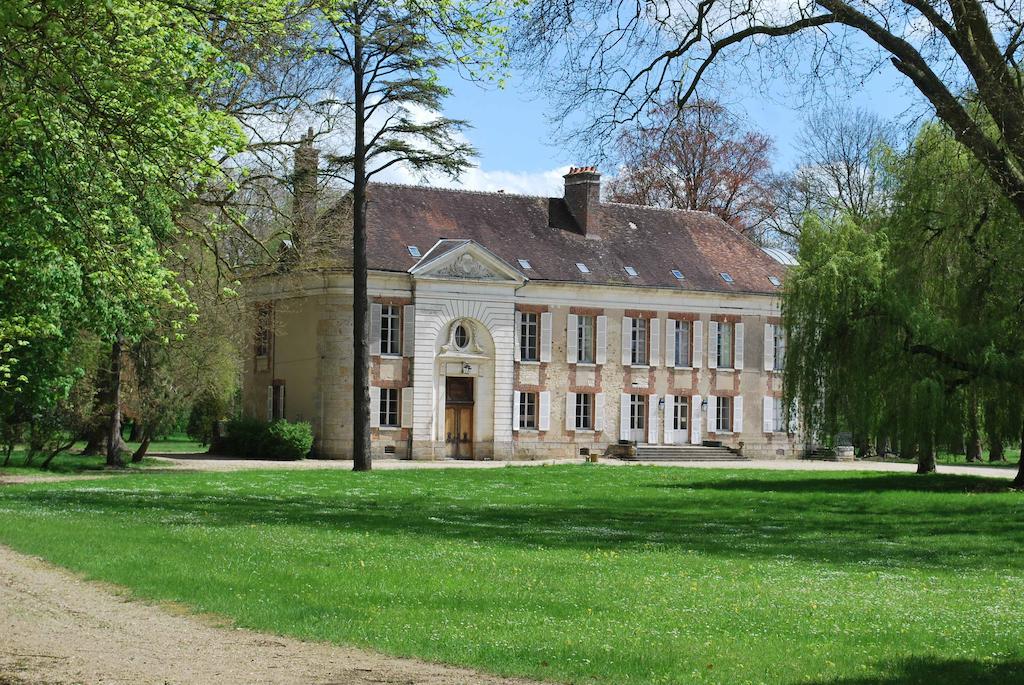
[187,391,227,445]
[217,416,312,460]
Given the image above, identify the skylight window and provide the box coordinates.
[407,245,421,257]
[768,276,782,287]
[518,259,532,270]
[720,272,734,283]
[671,269,684,280]
[624,266,638,277]
[575,262,590,274]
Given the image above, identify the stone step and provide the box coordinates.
[623,445,745,462]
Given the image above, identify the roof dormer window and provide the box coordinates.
[720,272,734,283]
[768,276,782,287]
[575,262,590,274]
[624,266,638,277]
[408,245,421,257]
[518,259,532,270]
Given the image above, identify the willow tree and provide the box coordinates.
[783,119,1024,484]
[311,0,511,471]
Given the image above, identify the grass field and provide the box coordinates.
[0,435,205,475]
[0,465,1022,684]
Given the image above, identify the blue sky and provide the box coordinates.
[412,59,928,197]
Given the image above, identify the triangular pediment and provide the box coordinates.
[409,239,526,284]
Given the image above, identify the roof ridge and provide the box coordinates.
[369,181,551,201]
[599,200,719,218]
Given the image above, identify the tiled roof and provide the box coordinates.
[361,183,787,295]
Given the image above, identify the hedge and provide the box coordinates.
[216,416,313,460]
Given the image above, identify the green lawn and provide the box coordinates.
[0,435,205,475]
[0,466,1022,684]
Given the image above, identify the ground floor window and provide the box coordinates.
[674,396,689,431]
[576,393,594,430]
[630,394,646,430]
[716,396,732,432]
[379,388,400,427]
[520,391,538,429]
[772,396,785,433]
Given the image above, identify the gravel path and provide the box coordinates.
[0,545,540,685]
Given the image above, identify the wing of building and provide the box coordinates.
[244,153,800,460]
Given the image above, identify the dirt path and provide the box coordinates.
[0,545,541,685]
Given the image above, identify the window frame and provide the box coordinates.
[717,321,734,369]
[673,396,690,431]
[772,396,785,433]
[630,394,647,430]
[519,391,538,430]
[380,304,402,356]
[577,315,596,364]
[716,396,733,432]
[520,312,539,362]
[254,304,272,358]
[575,393,594,430]
[773,325,785,371]
[674,319,692,367]
[379,387,400,427]
[631,318,649,366]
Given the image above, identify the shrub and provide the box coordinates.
[217,416,312,460]
[187,391,227,445]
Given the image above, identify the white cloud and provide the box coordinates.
[376,163,572,197]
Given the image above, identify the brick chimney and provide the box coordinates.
[563,166,601,236]
[293,127,319,245]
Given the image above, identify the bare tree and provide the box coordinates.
[607,99,777,241]
[514,0,1024,222]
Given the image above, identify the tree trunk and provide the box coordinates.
[874,434,888,458]
[988,436,1004,462]
[131,427,152,463]
[1014,452,1024,489]
[966,392,982,462]
[351,17,372,472]
[916,427,937,474]
[854,432,870,459]
[81,427,105,455]
[40,439,76,470]
[106,335,125,468]
[128,420,143,442]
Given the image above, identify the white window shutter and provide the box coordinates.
[663,394,674,444]
[707,321,718,369]
[707,395,716,433]
[734,395,744,434]
[540,312,552,362]
[734,322,744,370]
[539,391,551,431]
[369,386,381,428]
[665,320,676,368]
[692,321,703,369]
[566,314,578,364]
[763,396,774,433]
[596,316,608,364]
[619,393,630,441]
[401,387,413,428]
[595,393,605,432]
[764,323,775,371]
[403,305,416,357]
[647,395,658,444]
[513,310,522,362]
[565,391,576,432]
[369,303,382,356]
[650,318,660,367]
[266,385,274,421]
[621,317,632,364]
[691,394,702,445]
[512,391,521,432]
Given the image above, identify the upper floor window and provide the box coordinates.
[631,318,649,365]
[379,388,400,427]
[717,322,734,368]
[577,315,596,363]
[674,320,691,367]
[519,391,538,429]
[254,304,272,357]
[576,393,594,430]
[773,325,786,371]
[380,305,401,356]
[520,312,539,361]
[716,396,733,432]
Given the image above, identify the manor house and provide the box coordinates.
[243,145,799,460]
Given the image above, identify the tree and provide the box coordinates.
[606,99,777,240]
[309,0,510,470]
[515,1,1024,226]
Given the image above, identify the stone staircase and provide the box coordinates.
[621,445,745,462]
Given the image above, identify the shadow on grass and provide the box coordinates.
[809,656,1024,684]
[3,470,1023,571]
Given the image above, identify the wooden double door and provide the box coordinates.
[444,377,474,459]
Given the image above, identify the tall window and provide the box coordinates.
[716,396,733,432]
[631,318,648,365]
[773,325,786,371]
[674,396,689,431]
[771,397,785,432]
[576,393,594,429]
[380,305,401,355]
[717,322,734,368]
[630,394,646,430]
[674,320,691,367]
[254,304,272,357]
[520,392,538,429]
[379,388,400,427]
[577,315,596,363]
[520,312,539,361]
